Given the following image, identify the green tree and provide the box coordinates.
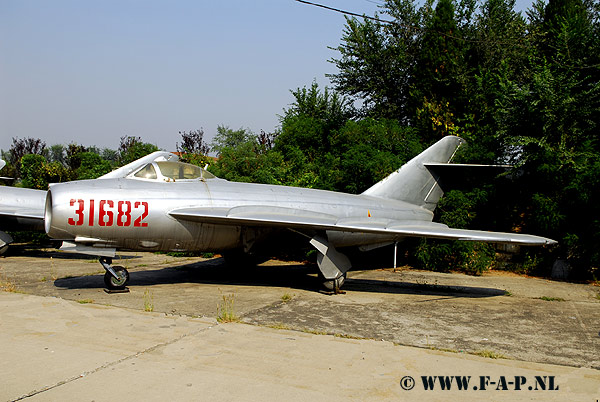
[20,154,47,189]
[66,143,88,171]
[176,129,212,167]
[75,152,113,180]
[8,137,46,178]
[21,154,72,189]
[493,0,600,278]
[210,126,255,156]
[329,2,422,120]
[332,118,422,193]
[48,144,66,165]
[118,136,160,165]
[274,83,354,190]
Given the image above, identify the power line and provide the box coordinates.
[294,0,393,24]
[294,0,525,46]
[298,0,600,70]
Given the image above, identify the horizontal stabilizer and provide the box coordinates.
[169,206,556,246]
[424,163,512,191]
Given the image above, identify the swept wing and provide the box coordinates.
[169,205,556,246]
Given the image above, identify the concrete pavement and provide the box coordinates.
[1,292,599,402]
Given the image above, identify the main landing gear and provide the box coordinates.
[310,235,350,294]
[100,257,130,290]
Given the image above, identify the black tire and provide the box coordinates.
[322,273,346,291]
[103,266,129,289]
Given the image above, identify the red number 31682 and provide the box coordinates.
[68,199,148,227]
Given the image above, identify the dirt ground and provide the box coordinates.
[1,244,599,369]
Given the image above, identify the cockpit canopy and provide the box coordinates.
[132,161,216,181]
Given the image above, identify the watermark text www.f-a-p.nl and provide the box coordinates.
[399,375,560,392]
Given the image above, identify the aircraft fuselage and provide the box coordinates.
[45,178,432,252]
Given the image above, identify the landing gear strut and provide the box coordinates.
[310,235,351,294]
[100,257,130,290]
[322,272,346,294]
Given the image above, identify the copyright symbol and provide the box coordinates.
[400,376,415,390]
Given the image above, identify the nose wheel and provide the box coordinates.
[100,257,130,290]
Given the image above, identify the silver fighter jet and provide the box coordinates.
[38,136,556,291]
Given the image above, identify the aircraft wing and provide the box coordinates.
[169,205,556,246]
[0,186,47,223]
[0,159,14,180]
[0,186,46,251]
[0,207,45,220]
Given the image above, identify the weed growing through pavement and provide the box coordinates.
[267,323,291,330]
[473,350,507,359]
[77,299,94,304]
[216,293,239,323]
[301,328,327,336]
[429,346,460,354]
[143,289,154,312]
[0,268,17,292]
[281,293,293,303]
[537,296,566,302]
[50,256,57,281]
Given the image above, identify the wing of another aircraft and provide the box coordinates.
[0,159,14,180]
[0,186,47,253]
[169,205,556,246]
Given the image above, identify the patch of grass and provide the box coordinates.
[143,289,154,312]
[40,276,47,282]
[77,299,94,304]
[537,296,566,302]
[595,292,600,301]
[136,264,147,268]
[429,346,460,354]
[216,293,239,323]
[473,350,507,359]
[281,293,293,303]
[0,269,17,293]
[267,323,292,330]
[301,328,328,336]
[503,290,513,296]
[333,333,364,340]
[50,257,58,281]
[201,252,214,258]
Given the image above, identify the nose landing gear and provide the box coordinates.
[100,257,130,290]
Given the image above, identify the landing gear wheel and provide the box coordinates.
[103,266,129,290]
[322,273,346,294]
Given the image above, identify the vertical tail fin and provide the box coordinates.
[362,136,465,210]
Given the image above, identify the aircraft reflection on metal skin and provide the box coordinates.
[4,137,557,291]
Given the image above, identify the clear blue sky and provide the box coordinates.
[1,0,535,153]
